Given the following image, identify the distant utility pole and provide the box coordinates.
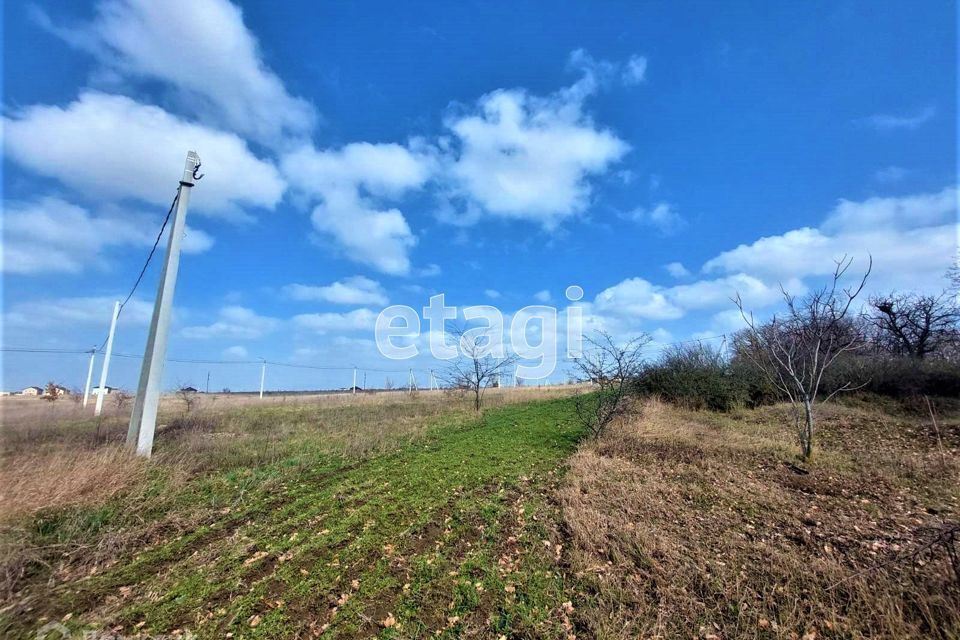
[95,300,120,416]
[82,349,96,408]
[352,366,357,394]
[127,151,201,457]
[259,359,266,399]
[363,372,367,391]
[206,371,210,394]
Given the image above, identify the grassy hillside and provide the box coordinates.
[560,397,960,639]
[2,391,958,639]
[1,392,584,639]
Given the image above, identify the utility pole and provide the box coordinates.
[127,151,201,457]
[352,366,357,394]
[95,300,120,416]
[363,372,367,392]
[82,349,96,408]
[206,371,210,394]
[259,360,266,399]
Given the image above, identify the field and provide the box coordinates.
[1,389,958,639]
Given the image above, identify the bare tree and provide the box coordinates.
[867,291,959,359]
[735,256,871,460]
[442,325,518,412]
[113,390,132,413]
[176,385,199,414]
[571,330,649,438]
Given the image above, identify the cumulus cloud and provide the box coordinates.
[588,272,792,325]
[36,0,316,147]
[704,186,957,292]
[622,55,648,84]
[873,166,908,183]
[534,290,552,302]
[2,196,212,275]
[283,276,388,306]
[281,142,433,274]
[3,92,286,217]
[292,308,377,333]
[664,262,690,278]
[439,56,630,228]
[181,306,280,339]
[620,202,685,234]
[861,106,936,131]
[221,345,250,360]
[3,295,153,328]
[592,278,683,321]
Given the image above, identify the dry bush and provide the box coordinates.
[558,399,960,639]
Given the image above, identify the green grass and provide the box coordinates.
[4,396,584,639]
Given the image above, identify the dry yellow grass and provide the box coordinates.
[558,398,960,639]
[0,447,147,524]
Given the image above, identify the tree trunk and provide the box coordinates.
[474,387,481,412]
[802,397,814,460]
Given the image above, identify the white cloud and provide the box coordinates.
[3,92,286,217]
[3,296,153,328]
[861,106,936,131]
[292,308,377,333]
[704,186,957,293]
[622,55,648,85]
[664,262,690,278]
[592,278,683,321]
[283,276,388,306]
[181,306,279,339]
[38,0,315,147]
[181,227,215,254]
[417,263,442,277]
[666,274,800,311]
[621,202,685,234]
[222,345,250,360]
[873,166,908,183]
[282,142,433,274]
[1,196,212,275]
[484,289,502,299]
[440,61,629,228]
[534,290,552,302]
[587,272,792,325]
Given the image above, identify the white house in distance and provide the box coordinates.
[91,386,115,396]
[21,386,43,396]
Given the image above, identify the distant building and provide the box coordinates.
[91,386,115,396]
[179,386,199,393]
[21,386,43,396]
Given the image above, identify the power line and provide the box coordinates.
[93,187,181,353]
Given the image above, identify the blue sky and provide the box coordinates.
[2,0,957,392]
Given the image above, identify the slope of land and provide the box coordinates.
[1,390,583,639]
[560,397,960,639]
[2,391,958,639]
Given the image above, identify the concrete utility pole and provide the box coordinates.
[352,366,357,394]
[127,151,201,457]
[259,360,266,399]
[82,349,96,408]
[95,301,121,416]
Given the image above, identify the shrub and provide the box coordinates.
[635,343,774,412]
[820,355,960,399]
